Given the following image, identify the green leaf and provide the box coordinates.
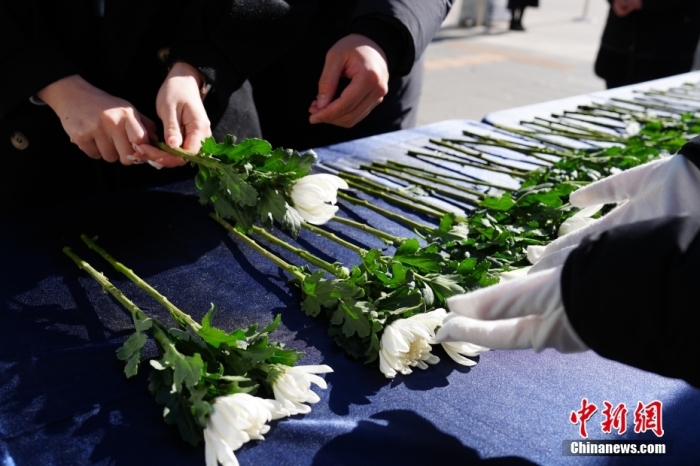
[219,166,258,207]
[258,189,288,224]
[195,304,246,348]
[419,274,466,302]
[151,344,204,391]
[282,203,304,238]
[481,193,516,211]
[148,369,203,446]
[331,299,373,338]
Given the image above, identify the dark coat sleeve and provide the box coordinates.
[167,0,319,101]
[349,0,453,75]
[561,215,700,388]
[0,2,81,119]
[561,138,700,388]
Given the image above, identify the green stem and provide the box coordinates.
[210,214,307,282]
[331,216,406,246]
[449,135,566,160]
[251,225,349,279]
[301,222,367,256]
[153,141,222,171]
[337,191,434,234]
[63,247,172,347]
[385,160,517,191]
[339,172,448,213]
[408,149,528,178]
[361,164,482,205]
[520,121,624,142]
[340,175,451,220]
[80,235,201,332]
[430,138,547,169]
[534,116,618,138]
[558,112,628,130]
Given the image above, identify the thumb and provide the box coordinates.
[315,52,344,110]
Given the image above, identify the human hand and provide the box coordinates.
[138,62,212,168]
[309,34,389,128]
[527,154,700,272]
[38,75,166,166]
[435,267,588,353]
[612,0,642,17]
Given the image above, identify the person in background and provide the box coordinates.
[437,136,700,388]
[595,0,700,89]
[250,1,452,150]
[507,0,538,31]
[0,0,451,213]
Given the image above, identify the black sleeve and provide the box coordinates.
[561,215,700,388]
[641,0,695,13]
[0,2,80,119]
[349,0,453,76]
[167,0,319,100]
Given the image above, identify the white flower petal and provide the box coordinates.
[378,313,442,379]
[271,364,332,415]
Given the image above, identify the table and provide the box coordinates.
[2,107,699,466]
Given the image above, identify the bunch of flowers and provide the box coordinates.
[64,235,332,466]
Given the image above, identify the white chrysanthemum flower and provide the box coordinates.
[378,309,446,378]
[272,364,333,415]
[441,341,488,366]
[626,121,641,136]
[204,393,289,466]
[289,174,349,224]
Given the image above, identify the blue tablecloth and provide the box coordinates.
[2,120,699,466]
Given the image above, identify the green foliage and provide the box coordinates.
[192,136,317,235]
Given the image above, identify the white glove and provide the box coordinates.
[435,267,588,353]
[528,154,700,272]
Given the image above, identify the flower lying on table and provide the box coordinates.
[64,236,332,466]
[155,136,347,236]
[378,308,488,378]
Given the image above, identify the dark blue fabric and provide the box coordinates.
[2,121,699,465]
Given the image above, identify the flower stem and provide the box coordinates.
[340,174,452,219]
[430,138,548,169]
[385,160,517,192]
[337,191,434,234]
[251,225,350,279]
[210,214,307,282]
[408,149,528,178]
[63,247,172,347]
[301,222,367,256]
[80,235,202,331]
[152,141,222,171]
[362,163,485,202]
[331,216,406,246]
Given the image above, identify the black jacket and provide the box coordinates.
[562,137,700,388]
[0,0,449,213]
[594,0,700,88]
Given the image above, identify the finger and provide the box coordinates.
[78,140,102,160]
[436,315,539,350]
[161,103,183,148]
[124,112,149,145]
[138,144,186,168]
[95,136,119,163]
[139,113,158,140]
[569,157,664,207]
[528,245,577,273]
[530,201,632,264]
[114,134,136,165]
[310,78,371,125]
[181,110,211,153]
[315,51,344,110]
[446,266,562,320]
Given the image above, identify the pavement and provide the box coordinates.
[417,0,611,125]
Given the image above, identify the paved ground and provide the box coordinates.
[417,0,611,124]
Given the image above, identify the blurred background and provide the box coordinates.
[418,0,700,124]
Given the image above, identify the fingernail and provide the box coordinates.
[148,160,164,170]
[126,154,144,165]
[317,94,328,107]
[310,116,320,124]
[167,137,179,148]
[132,143,145,155]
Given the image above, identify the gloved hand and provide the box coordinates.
[435,266,588,353]
[528,154,700,272]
